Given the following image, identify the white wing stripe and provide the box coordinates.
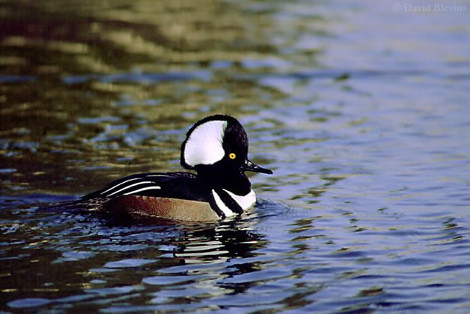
[101,177,141,195]
[107,181,154,196]
[122,186,161,195]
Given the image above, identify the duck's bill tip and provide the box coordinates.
[257,167,274,175]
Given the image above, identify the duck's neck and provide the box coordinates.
[195,165,252,196]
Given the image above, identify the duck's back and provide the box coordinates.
[82,172,220,221]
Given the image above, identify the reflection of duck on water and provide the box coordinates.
[150,216,268,296]
[165,217,266,262]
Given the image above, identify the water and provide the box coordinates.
[1,0,470,312]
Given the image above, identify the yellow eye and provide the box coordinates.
[229,153,236,160]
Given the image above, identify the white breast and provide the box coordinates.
[223,189,256,210]
[211,189,257,218]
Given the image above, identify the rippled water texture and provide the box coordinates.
[1,0,470,312]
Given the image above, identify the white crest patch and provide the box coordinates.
[184,120,227,167]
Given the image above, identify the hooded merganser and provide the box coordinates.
[82,115,273,221]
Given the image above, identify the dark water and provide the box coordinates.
[1,0,470,312]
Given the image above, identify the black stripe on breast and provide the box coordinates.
[213,188,244,215]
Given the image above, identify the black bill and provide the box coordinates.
[243,159,273,175]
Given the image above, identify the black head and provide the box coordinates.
[180,115,272,192]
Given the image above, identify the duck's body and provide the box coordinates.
[82,115,272,221]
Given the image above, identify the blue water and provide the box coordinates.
[1,0,470,312]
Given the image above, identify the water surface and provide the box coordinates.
[1,0,470,312]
